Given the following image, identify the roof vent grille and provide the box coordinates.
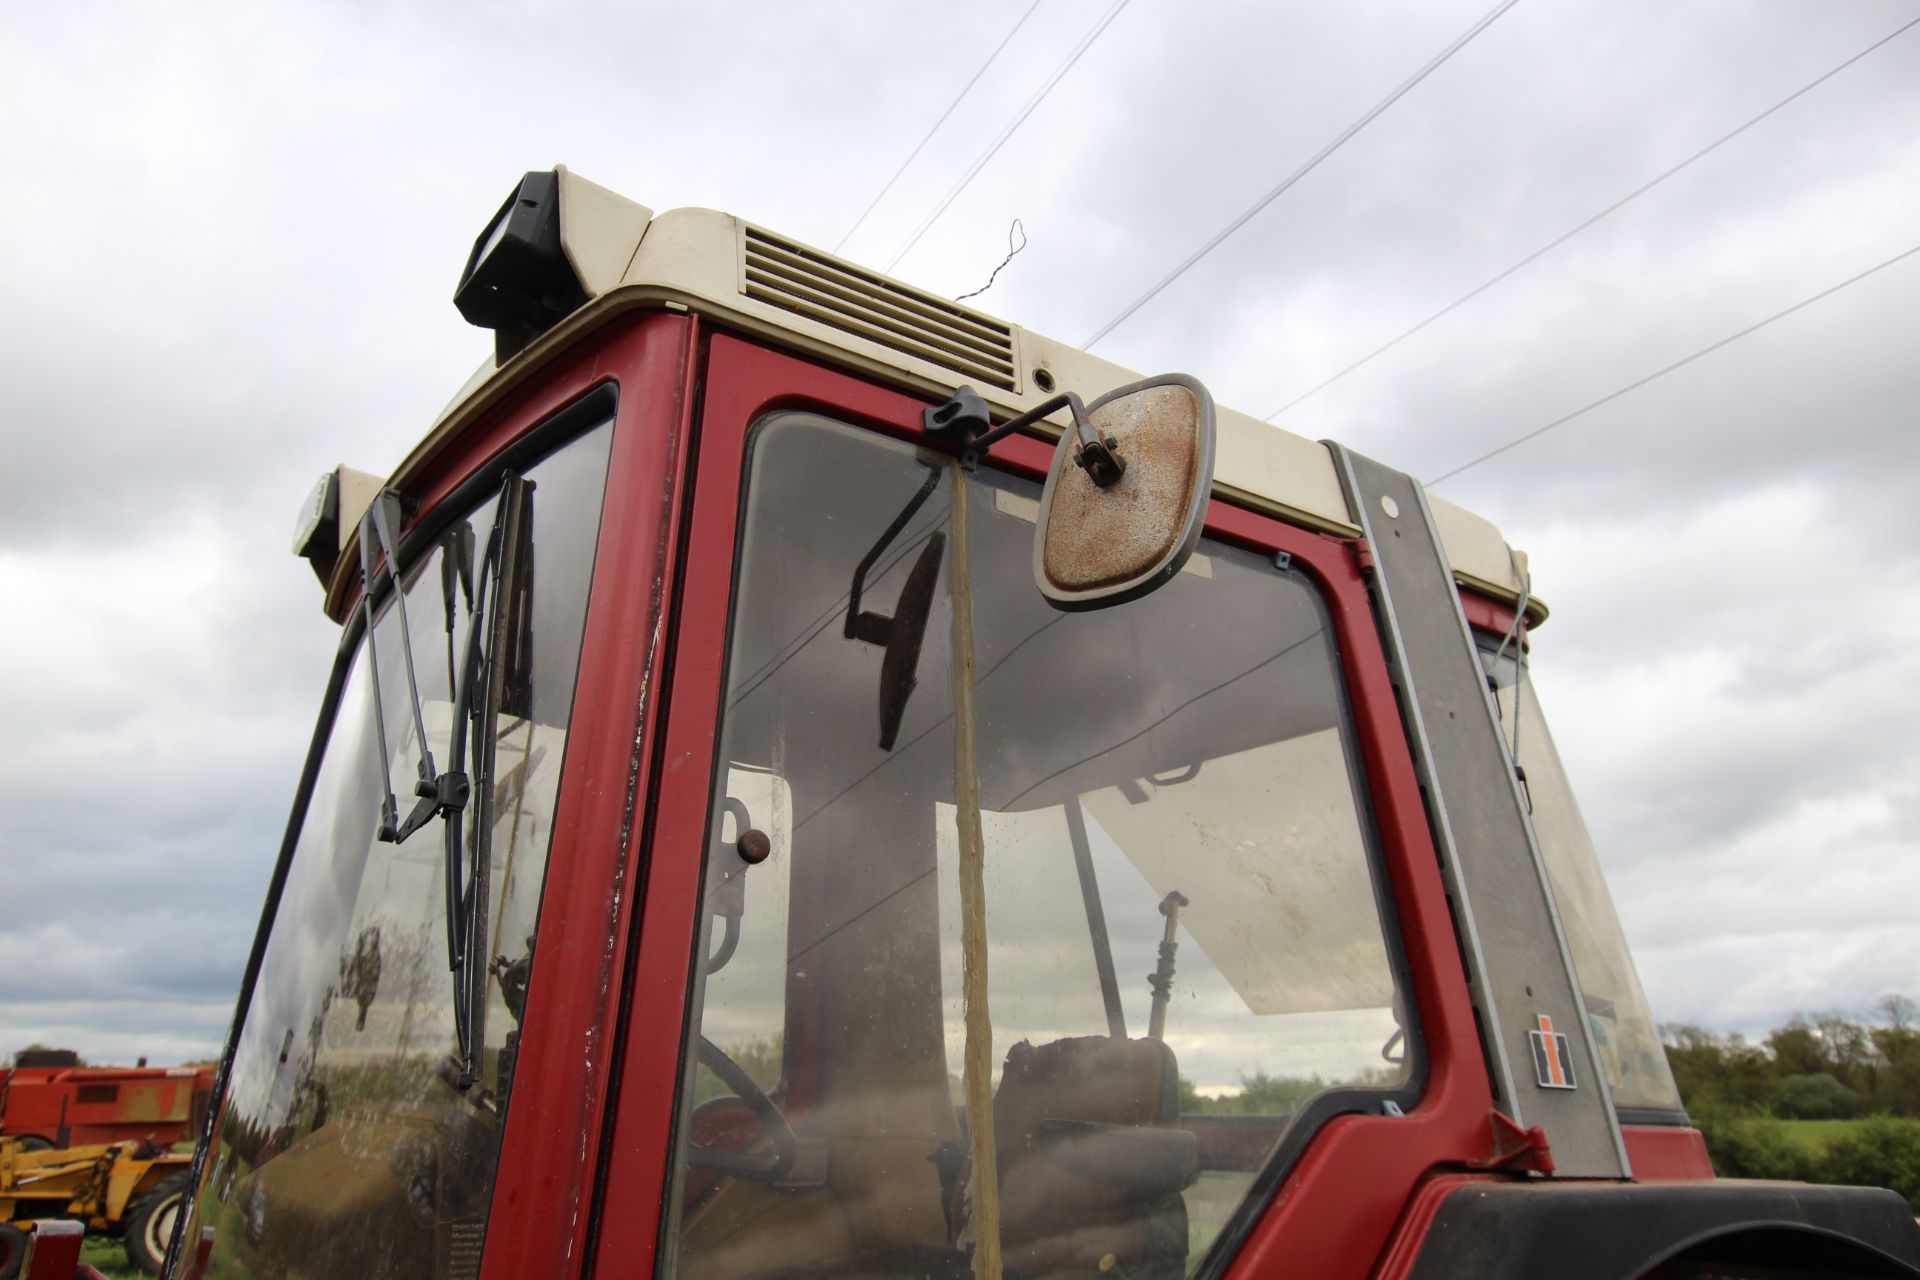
[743,227,1017,390]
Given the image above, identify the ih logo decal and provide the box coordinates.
[1530,1014,1577,1090]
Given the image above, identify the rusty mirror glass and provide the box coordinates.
[1033,373,1215,611]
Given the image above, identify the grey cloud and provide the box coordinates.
[1636,924,1920,1035]
[4,0,1915,1065]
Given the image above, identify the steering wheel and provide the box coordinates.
[684,1036,798,1181]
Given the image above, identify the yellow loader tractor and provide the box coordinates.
[0,1136,191,1277]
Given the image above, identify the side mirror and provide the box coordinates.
[1033,374,1214,611]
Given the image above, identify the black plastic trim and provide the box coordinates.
[1406,1180,1920,1279]
[1617,1105,1693,1129]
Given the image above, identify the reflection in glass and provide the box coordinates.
[185,421,613,1279]
[1482,643,1685,1116]
[665,415,1409,1280]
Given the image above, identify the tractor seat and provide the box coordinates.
[989,1036,1198,1280]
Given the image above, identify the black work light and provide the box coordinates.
[454,170,588,363]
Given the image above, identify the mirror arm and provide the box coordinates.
[926,386,1126,487]
[965,390,1086,454]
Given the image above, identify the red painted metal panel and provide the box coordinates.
[1622,1125,1715,1181]
[467,311,701,1280]
[332,322,671,622]
[1459,588,1527,643]
[587,332,969,1274]
[1206,520,1499,1279]
[588,331,1502,1279]
[21,1220,83,1280]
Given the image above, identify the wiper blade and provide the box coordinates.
[358,492,470,844]
[844,463,945,750]
[442,502,498,1080]
[442,514,498,981]
[440,520,476,699]
[445,473,533,1088]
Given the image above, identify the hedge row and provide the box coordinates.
[1695,1110,1920,1211]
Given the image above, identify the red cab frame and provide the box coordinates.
[586,330,1504,1279]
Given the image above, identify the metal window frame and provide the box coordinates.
[590,330,1499,1280]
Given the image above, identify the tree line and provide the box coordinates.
[1663,994,1920,1119]
[1663,993,1920,1209]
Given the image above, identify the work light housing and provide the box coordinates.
[454,170,588,363]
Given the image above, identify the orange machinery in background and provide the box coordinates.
[0,1053,214,1153]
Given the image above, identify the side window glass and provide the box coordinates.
[947,470,1407,1271]
[1482,642,1684,1115]
[662,413,1410,1280]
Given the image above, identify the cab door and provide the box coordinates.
[591,333,1496,1280]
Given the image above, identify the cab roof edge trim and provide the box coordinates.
[332,181,1542,620]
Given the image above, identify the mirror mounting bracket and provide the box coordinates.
[1073,434,1127,487]
[924,385,1127,488]
[921,385,991,445]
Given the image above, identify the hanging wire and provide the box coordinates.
[835,0,1047,255]
[885,0,1134,274]
[1080,0,1522,350]
[955,219,1028,301]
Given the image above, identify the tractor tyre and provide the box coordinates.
[123,1173,188,1276]
[10,1136,53,1153]
[0,1221,27,1280]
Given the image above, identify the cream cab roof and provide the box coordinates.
[375,167,1539,622]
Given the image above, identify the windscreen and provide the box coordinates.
[661,414,1411,1280]
[181,419,612,1279]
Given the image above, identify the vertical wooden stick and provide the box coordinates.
[948,467,1001,1280]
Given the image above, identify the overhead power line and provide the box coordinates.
[1425,240,1920,487]
[1080,0,1522,350]
[886,0,1134,274]
[834,0,1047,255]
[1264,14,1920,421]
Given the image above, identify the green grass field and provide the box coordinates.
[1776,1117,1870,1154]
[79,1234,142,1280]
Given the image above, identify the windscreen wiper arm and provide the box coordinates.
[444,473,533,1089]
[358,493,472,844]
[441,520,476,698]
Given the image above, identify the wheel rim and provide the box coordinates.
[145,1195,182,1260]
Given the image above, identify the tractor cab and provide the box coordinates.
[157,170,1920,1280]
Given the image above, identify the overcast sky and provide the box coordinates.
[3,0,1916,1066]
